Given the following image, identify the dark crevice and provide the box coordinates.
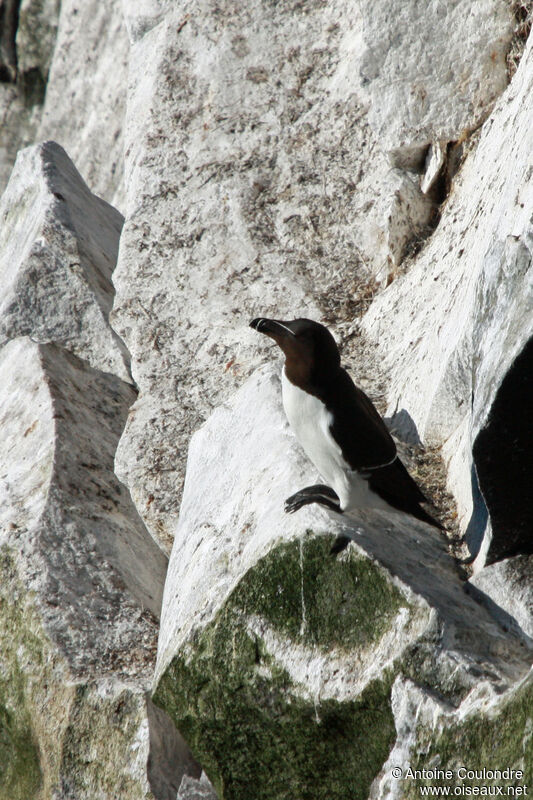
[400,204,441,263]
[0,0,48,108]
[462,463,489,562]
[401,137,474,264]
[19,65,46,106]
[424,139,465,206]
[473,337,533,565]
[0,0,21,83]
[507,0,533,78]
[146,696,203,800]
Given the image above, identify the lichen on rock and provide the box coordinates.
[0,553,43,800]
[154,364,532,799]
[403,672,533,797]
[0,0,532,796]
[154,535,400,800]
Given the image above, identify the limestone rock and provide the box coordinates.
[122,1,172,43]
[111,2,522,553]
[0,0,530,795]
[153,365,531,799]
[0,0,59,194]
[16,0,61,83]
[113,0,466,550]
[360,0,514,162]
[0,141,131,382]
[0,85,42,195]
[376,169,434,271]
[362,33,533,567]
[469,556,533,640]
[0,0,126,206]
[0,138,199,796]
[0,0,19,81]
[36,0,129,208]
[369,677,452,799]
[0,337,175,796]
[393,671,533,797]
[371,671,533,798]
[178,774,219,800]
[420,140,447,195]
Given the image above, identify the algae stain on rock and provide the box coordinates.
[0,550,43,800]
[404,676,533,797]
[154,534,402,800]
[233,534,409,651]
[0,682,42,800]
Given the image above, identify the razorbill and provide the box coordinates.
[250,317,443,534]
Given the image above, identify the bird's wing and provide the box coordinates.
[366,459,444,528]
[324,369,443,529]
[325,369,397,471]
[367,457,427,506]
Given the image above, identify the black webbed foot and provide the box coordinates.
[284,484,342,514]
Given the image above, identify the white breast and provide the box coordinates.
[281,367,391,513]
[281,367,347,496]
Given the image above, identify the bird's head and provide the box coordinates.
[250,317,340,385]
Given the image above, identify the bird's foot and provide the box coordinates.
[284,484,342,514]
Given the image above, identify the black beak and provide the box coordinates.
[250,318,296,338]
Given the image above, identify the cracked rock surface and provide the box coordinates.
[0,141,131,381]
[362,32,533,571]
[154,366,532,799]
[0,142,197,798]
[111,0,519,552]
[0,0,532,798]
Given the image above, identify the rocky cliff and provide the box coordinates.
[0,1,531,798]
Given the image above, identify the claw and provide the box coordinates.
[284,493,305,514]
[284,485,342,515]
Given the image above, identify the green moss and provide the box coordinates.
[0,678,41,800]
[154,534,404,800]
[59,686,145,800]
[0,550,43,799]
[404,677,533,797]
[399,640,476,706]
[232,534,408,651]
[0,546,150,799]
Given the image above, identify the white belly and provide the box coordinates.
[281,368,391,513]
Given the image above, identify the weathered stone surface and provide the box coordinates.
[0,0,530,795]
[362,33,533,567]
[177,774,218,800]
[36,0,129,208]
[470,555,533,640]
[111,0,510,550]
[153,365,531,799]
[0,0,60,194]
[369,677,452,799]
[0,0,19,81]
[122,1,171,43]
[0,141,131,382]
[0,0,126,206]
[0,336,172,796]
[374,169,434,270]
[0,84,41,195]
[372,671,533,798]
[147,699,203,800]
[360,0,514,161]
[404,671,533,798]
[16,0,60,82]
[420,140,447,195]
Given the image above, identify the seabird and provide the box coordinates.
[250,317,443,542]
